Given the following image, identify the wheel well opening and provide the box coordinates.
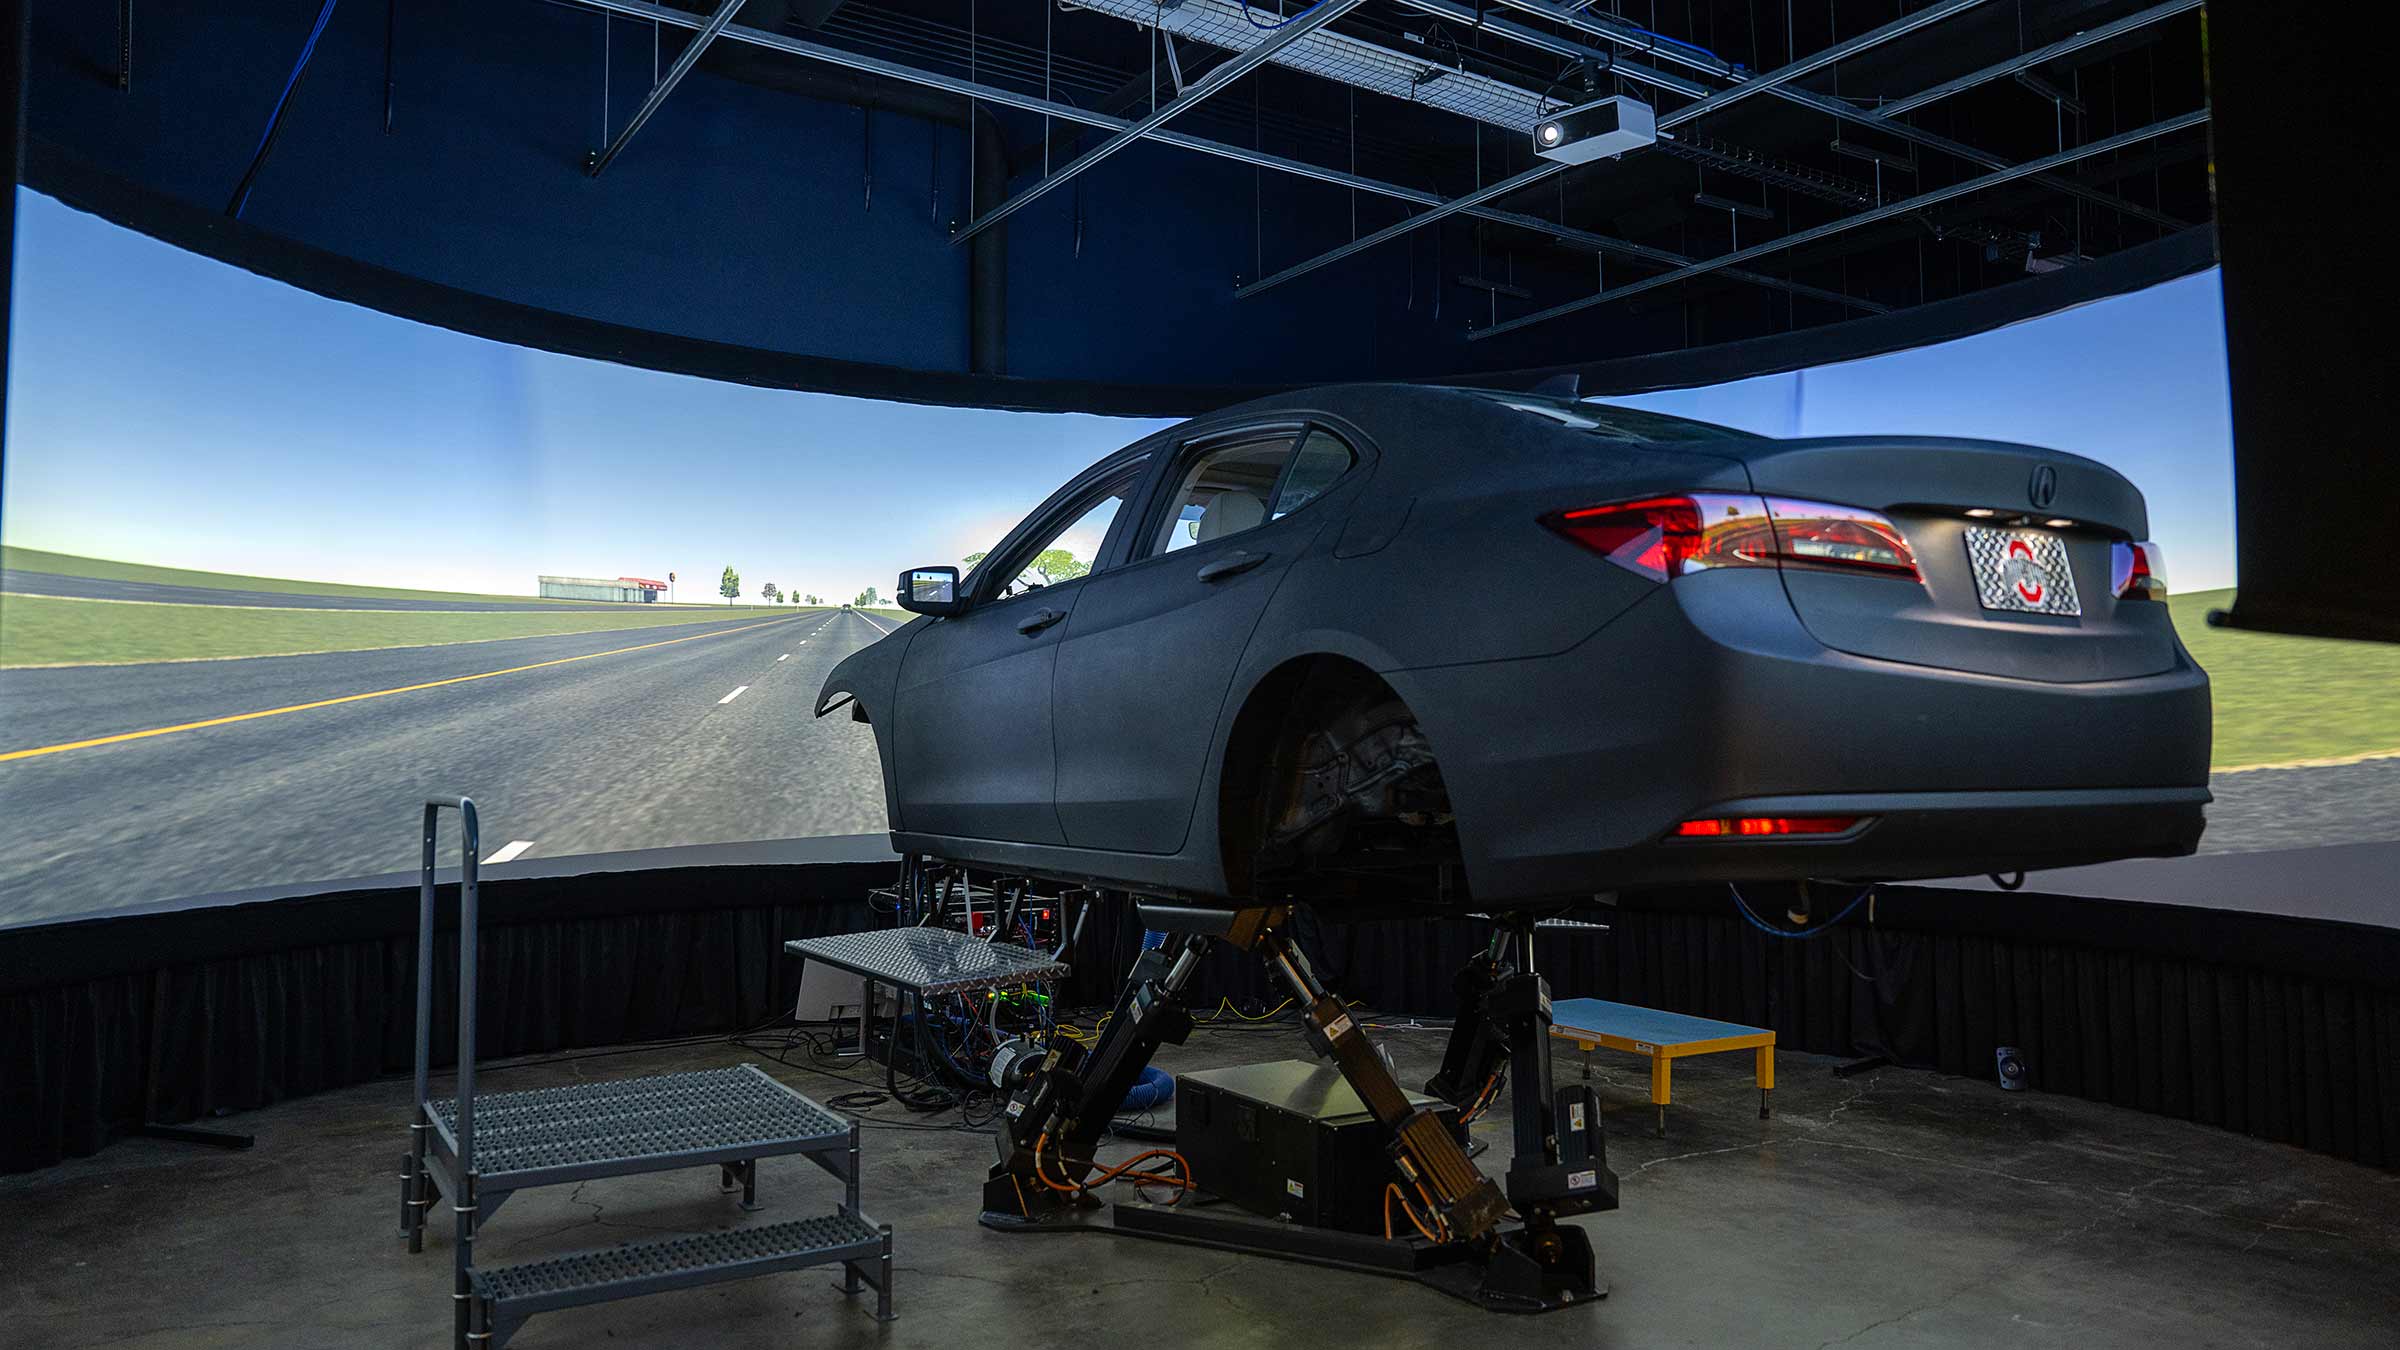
[1217,655,1459,905]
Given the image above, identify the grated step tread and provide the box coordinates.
[428,1065,845,1179]
[470,1212,879,1305]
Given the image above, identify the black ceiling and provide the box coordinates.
[19,0,2214,411]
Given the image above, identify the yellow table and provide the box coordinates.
[1549,997,1776,1137]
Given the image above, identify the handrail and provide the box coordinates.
[417,796,480,1167]
[416,794,480,1346]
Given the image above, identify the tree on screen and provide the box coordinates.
[963,548,1084,588]
[762,583,781,603]
[720,566,740,603]
[1032,548,1089,585]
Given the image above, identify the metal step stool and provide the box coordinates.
[468,1213,888,1349]
[402,797,895,1349]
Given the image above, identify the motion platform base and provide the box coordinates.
[979,1192,1605,1314]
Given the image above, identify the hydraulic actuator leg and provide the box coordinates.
[1427,917,1616,1307]
[981,933,1204,1227]
[1244,914,1510,1244]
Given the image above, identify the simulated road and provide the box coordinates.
[0,608,907,923]
[0,568,714,611]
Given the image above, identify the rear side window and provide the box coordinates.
[1272,430,1354,519]
[1145,428,1357,558]
[1150,434,1297,557]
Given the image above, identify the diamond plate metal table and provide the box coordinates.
[783,926,1071,995]
[784,926,1072,1074]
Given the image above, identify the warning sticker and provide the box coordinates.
[1286,1179,1306,1199]
[1567,1103,1585,1132]
[1323,1013,1354,1041]
[1005,1100,1025,1118]
[1568,1169,1597,1190]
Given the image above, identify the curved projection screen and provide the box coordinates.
[6,190,2394,927]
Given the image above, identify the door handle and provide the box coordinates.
[1196,551,1270,583]
[1016,608,1067,635]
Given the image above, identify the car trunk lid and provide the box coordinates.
[1704,436,2180,683]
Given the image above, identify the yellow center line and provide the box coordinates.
[0,614,803,763]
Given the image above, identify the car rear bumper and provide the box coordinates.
[1387,571,2213,903]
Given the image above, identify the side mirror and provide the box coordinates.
[895,566,966,617]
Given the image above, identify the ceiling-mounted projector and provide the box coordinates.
[1533,96,1657,165]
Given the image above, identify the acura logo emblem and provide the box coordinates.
[2028,464,2059,509]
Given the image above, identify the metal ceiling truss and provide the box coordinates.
[946,0,1367,244]
[585,0,743,177]
[555,0,1881,315]
[1654,131,1876,208]
[1067,0,1549,131]
[1873,0,2203,120]
[1231,0,1993,299]
[1474,0,2190,231]
[1465,108,2208,342]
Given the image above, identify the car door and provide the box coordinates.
[1052,424,1360,854]
[891,454,1147,843]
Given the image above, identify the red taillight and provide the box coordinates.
[1763,499,1921,580]
[1546,493,1776,580]
[2111,540,2168,601]
[1673,815,1864,838]
[1549,494,1919,584]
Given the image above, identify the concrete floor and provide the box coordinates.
[5,1022,2396,1350]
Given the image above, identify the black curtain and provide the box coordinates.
[1070,887,2400,1169]
[8,869,2395,1174]
[1,863,889,1173]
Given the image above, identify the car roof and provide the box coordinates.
[1182,382,1764,453]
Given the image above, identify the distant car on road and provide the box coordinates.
[821,384,2208,918]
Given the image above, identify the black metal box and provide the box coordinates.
[1174,1060,1460,1235]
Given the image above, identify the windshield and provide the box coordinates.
[1478,393,1764,444]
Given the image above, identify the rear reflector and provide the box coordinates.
[2111,540,2168,600]
[1548,494,1920,584]
[1673,815,1864,838]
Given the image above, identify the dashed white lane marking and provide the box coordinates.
[778,653,789,661]
[718,685,750,704]
[484,840,535,864]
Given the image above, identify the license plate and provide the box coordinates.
[1965,527,2081,616]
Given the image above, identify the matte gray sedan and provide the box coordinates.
[821,384,2207,916]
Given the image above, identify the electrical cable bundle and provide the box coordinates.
[1033,1128,1194,1205]
[1382,1179,1451,1243]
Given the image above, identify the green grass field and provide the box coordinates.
[3,545,608,606]
[2171,589,2400,770]
[0,546,762,608]
[0,594,818,667]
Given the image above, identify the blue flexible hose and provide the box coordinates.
[1728,883,1872,939]
[1120,1065,1176,1112]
